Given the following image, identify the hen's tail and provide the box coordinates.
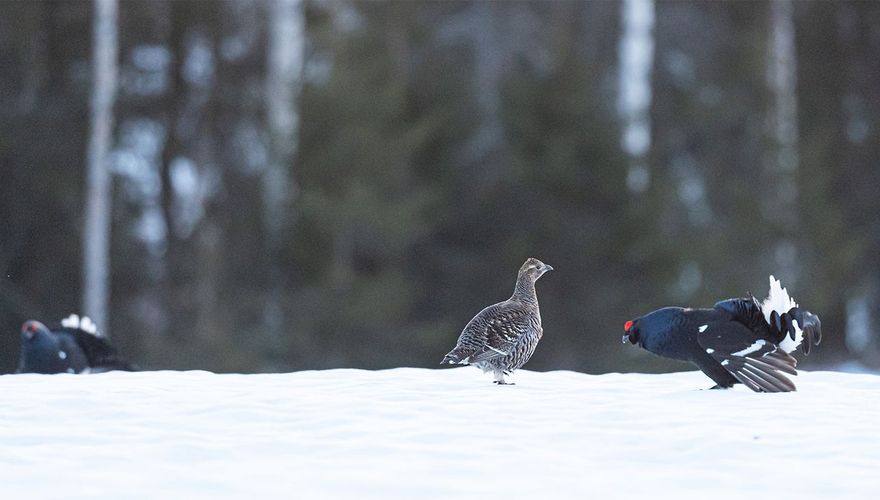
[441,348,470,365]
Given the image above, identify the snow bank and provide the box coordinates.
[1,368,878,499]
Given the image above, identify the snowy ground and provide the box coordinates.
[1,368,879,499]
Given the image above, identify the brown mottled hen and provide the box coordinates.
[441,258,553,384]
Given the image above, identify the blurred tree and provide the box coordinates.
[154,0,225,365]
[0,0,92,372]
[763,0,800,283]
[618,0,655,195]
[797,0,880,367]
[290,1,447,368]
[82,0,119,336]
[263,0,305,356]
[651,1,773,298]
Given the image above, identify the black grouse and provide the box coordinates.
[441,257,552,384]
[18,314,135,374]
[622,276,821,392]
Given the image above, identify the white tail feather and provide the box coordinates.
[61,313,100,336]
[761,276,802,353]
[61,314,80,329]
[778,319,802,354]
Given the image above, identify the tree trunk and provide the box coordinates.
[82,0,118,335]
[766,0,800,282]
[263,0,306,352]
[618,0,655,194]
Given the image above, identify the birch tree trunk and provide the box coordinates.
[766,0,800,282]
[618,0,655,194]
[82,0,118,335]
[264,0,305,350]
[768,0,799,175]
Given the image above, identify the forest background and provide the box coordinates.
[1,0,878,374]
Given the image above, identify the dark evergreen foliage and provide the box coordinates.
[1,1,878,373]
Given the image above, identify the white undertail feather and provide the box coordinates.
[761,275,802,353]
[61,314,80,329]
[61,314,99,335]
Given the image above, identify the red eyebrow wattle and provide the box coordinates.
[624,320,633,332]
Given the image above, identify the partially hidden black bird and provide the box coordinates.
[18,314,136,374]
[441,258,552,384]
[622,276,821,392]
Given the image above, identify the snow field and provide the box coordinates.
[1,368,878,499]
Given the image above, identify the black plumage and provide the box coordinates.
[622,276,821,392]
[18,314,135,374]
[441,257,552,384]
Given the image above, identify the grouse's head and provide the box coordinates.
[21,320,51,342]
[622,307,683,349]
[519,258,553,281]
[20,321,58,358]
[19,320,67,374]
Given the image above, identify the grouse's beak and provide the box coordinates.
[544,265,554,272]
[622,330,640,345]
